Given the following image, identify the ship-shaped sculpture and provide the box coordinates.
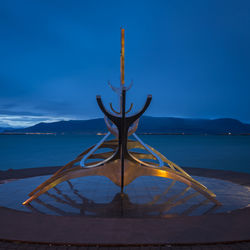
[23,29,221,206]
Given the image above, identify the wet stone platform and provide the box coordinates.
[1,167,250,248]
[0,174,250,217]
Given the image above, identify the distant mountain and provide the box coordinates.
[0,127,16,133]
[6,116,250,135]
[138,117,250,134]
[0,127,5,133]
[7,119,107,134]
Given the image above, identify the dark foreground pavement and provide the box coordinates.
[0,240,250,250]
[0,167,250,250]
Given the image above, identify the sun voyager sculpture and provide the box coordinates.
[23,29,221,207]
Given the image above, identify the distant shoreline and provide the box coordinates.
[0,132,56,135]
[3,117,250,136]
[1,132,250,136]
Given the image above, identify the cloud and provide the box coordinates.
[0,102,76,128]
[0,100,99,127]
[0,114,71,128]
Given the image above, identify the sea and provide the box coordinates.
[0,134,250,173]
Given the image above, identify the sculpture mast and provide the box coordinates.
[119,28,125,114]
[120,28,125,192]
[120,28,125,86]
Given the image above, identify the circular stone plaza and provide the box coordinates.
[0,166,250,250]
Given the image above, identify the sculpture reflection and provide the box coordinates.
[25,180,219,218]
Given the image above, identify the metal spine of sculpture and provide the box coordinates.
[23,29,221,206]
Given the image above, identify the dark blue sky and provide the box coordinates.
[0,0,249,127]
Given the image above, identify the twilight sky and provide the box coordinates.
[0,0,250,127]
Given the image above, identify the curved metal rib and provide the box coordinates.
[125,80,133,91]
[80,132,111,167]
[104,116,118,137]
[125,103,133,114]
[110,103,121,115]
[132,133,164,167]
[96,95,118,124]
[126,95,152,124]
[108,81,120,94]
[128,119,139,136]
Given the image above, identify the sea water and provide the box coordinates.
[0,134,250,173]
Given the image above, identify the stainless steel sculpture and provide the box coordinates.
[23,29,221,206]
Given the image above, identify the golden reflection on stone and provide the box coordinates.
[24,179,220,217]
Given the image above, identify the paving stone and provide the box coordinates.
[160,246,172,250]
[87,246,99,250]
[66,247,78,250]
[221,246,234,249]
[122,247,141,250]
[168,247,184,250]
[190,246,202,250]
[177,246,191,250]
[55,246,70,250]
